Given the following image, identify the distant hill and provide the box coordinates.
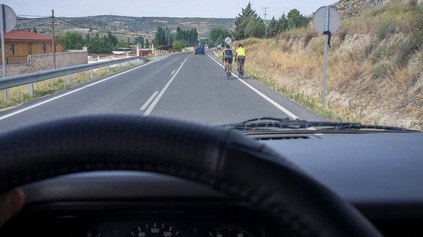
[16,15,236,40]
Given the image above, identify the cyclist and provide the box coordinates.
[222,45,233,75]
[234,44,246,74]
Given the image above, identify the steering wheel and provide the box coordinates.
[0,115,382,237]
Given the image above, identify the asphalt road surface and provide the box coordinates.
[0,52,323,132]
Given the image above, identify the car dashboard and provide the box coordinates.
[1,131,423,237]
[1,172,273,237]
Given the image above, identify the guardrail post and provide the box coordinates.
[3,90,7,102]
[66,74,71,85]
[0,57,144,95]
[28,83,34,96]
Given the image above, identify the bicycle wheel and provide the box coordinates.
[239,63,244,78]
[225,64,230,79]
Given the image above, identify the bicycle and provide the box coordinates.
[236,57,245,78]
[224,61,231,79]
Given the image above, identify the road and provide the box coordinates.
[0,52,322,132]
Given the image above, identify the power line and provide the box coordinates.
[262,7,269,24]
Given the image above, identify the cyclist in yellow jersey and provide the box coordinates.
[234,44,246,74]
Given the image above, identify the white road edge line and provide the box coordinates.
[171,70,176,75]
[207,53,300,120]
[140,91,159,111]
[143,56,190,116]
[0,57,168,121]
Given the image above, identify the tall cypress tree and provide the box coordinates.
[234,2,259,40]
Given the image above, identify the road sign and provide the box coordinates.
[312,6,341,34]
[312,6,341,106]
[313,6,341,105]
[0,4,17,33]
[224,37,232,45]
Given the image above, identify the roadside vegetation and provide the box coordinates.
[153,27,199,51]
[60,31,150,54]
[232,0,423,130]
[0,61,144,110]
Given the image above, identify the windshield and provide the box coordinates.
[0,0,422,133]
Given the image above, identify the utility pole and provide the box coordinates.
[262,7,269,25]
[51,9,56,69]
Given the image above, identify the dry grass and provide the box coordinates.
[342,0,423,35]
[235,1,423,130]
[0,62,142,110]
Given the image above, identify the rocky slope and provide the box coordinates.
[242,0,423,130]
[332,0,423,17]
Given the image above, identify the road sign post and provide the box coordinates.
[312,6,341,105]
[0,4,17,101]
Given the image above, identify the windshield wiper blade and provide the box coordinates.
[302,121,413,131]
[224,117,415,132]
[224,117,313,131]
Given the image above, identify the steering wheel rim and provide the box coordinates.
[0,115,382,237]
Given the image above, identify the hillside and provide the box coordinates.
[239,0,423,130]
[333,0,423,17]
[332,0,385,17]
[16,15,235,39]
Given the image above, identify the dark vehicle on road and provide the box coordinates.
[195,43,205,55]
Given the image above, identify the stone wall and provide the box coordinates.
[1,51,88,77]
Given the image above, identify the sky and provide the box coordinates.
[3,0,338,19]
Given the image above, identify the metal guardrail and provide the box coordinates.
[0,56,146,92]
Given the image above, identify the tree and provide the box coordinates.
[117,41,130,48]
[106,31,118,46]
[215,35,224,48]
[87,33,113,54]
[172,40,185,52]
[234,2,260,40]
[175,27,198,45]
[135,36,144,48]
[278,13,289,33]
[199,38,209,46]
[59,32,84,50]
[32,27,37,33]
[154,27,198,48]
[267,17,279,37]
[165,28,173,46]
[154,27,170,47]
[188,28,198,45]
[244,17,266,38]
[287,9,309,30]
[175,27,186,42]
[209,28,232,44]
[145,39,150,48]
[85,33,91,45]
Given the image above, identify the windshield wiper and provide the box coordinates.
[223,117,415,133]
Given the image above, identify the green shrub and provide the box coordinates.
[371,62,393,79]
[377,21,396,39]
[395,33,422,67]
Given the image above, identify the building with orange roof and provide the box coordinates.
[1,30,62,64]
